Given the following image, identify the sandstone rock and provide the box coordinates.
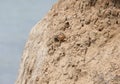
[16,0,120,84]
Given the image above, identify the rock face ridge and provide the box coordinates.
[16,0,120,84]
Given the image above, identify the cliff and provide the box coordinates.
[16,0,120,84]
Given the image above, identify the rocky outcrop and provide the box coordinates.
[16,0,120,84]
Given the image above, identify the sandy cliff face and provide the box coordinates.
[16,0,120,84]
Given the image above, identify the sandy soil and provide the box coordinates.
[16,0,120,84]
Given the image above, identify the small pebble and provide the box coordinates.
[54,33,66,42]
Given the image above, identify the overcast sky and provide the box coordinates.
[0,0,57,84]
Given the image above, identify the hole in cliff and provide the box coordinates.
[112,0,120,8]
[82,24,84,27]
[76,43,80,46]
[54,36,59,42]
[63,21,70,31]
[61,21,70,31]
[30,69,33,74]
[116,20,118,24]
[72,65,76,67]
[65,22,70,28]
[98,28,103,31]
[89,0,97,6]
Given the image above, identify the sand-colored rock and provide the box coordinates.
[16,0,120,84]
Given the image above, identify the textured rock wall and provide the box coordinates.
[16,0,120,84]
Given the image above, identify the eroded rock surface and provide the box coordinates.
[16,0,120,84]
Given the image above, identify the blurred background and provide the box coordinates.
[0,0,57,84]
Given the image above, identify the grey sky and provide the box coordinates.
[0,0,57,84]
